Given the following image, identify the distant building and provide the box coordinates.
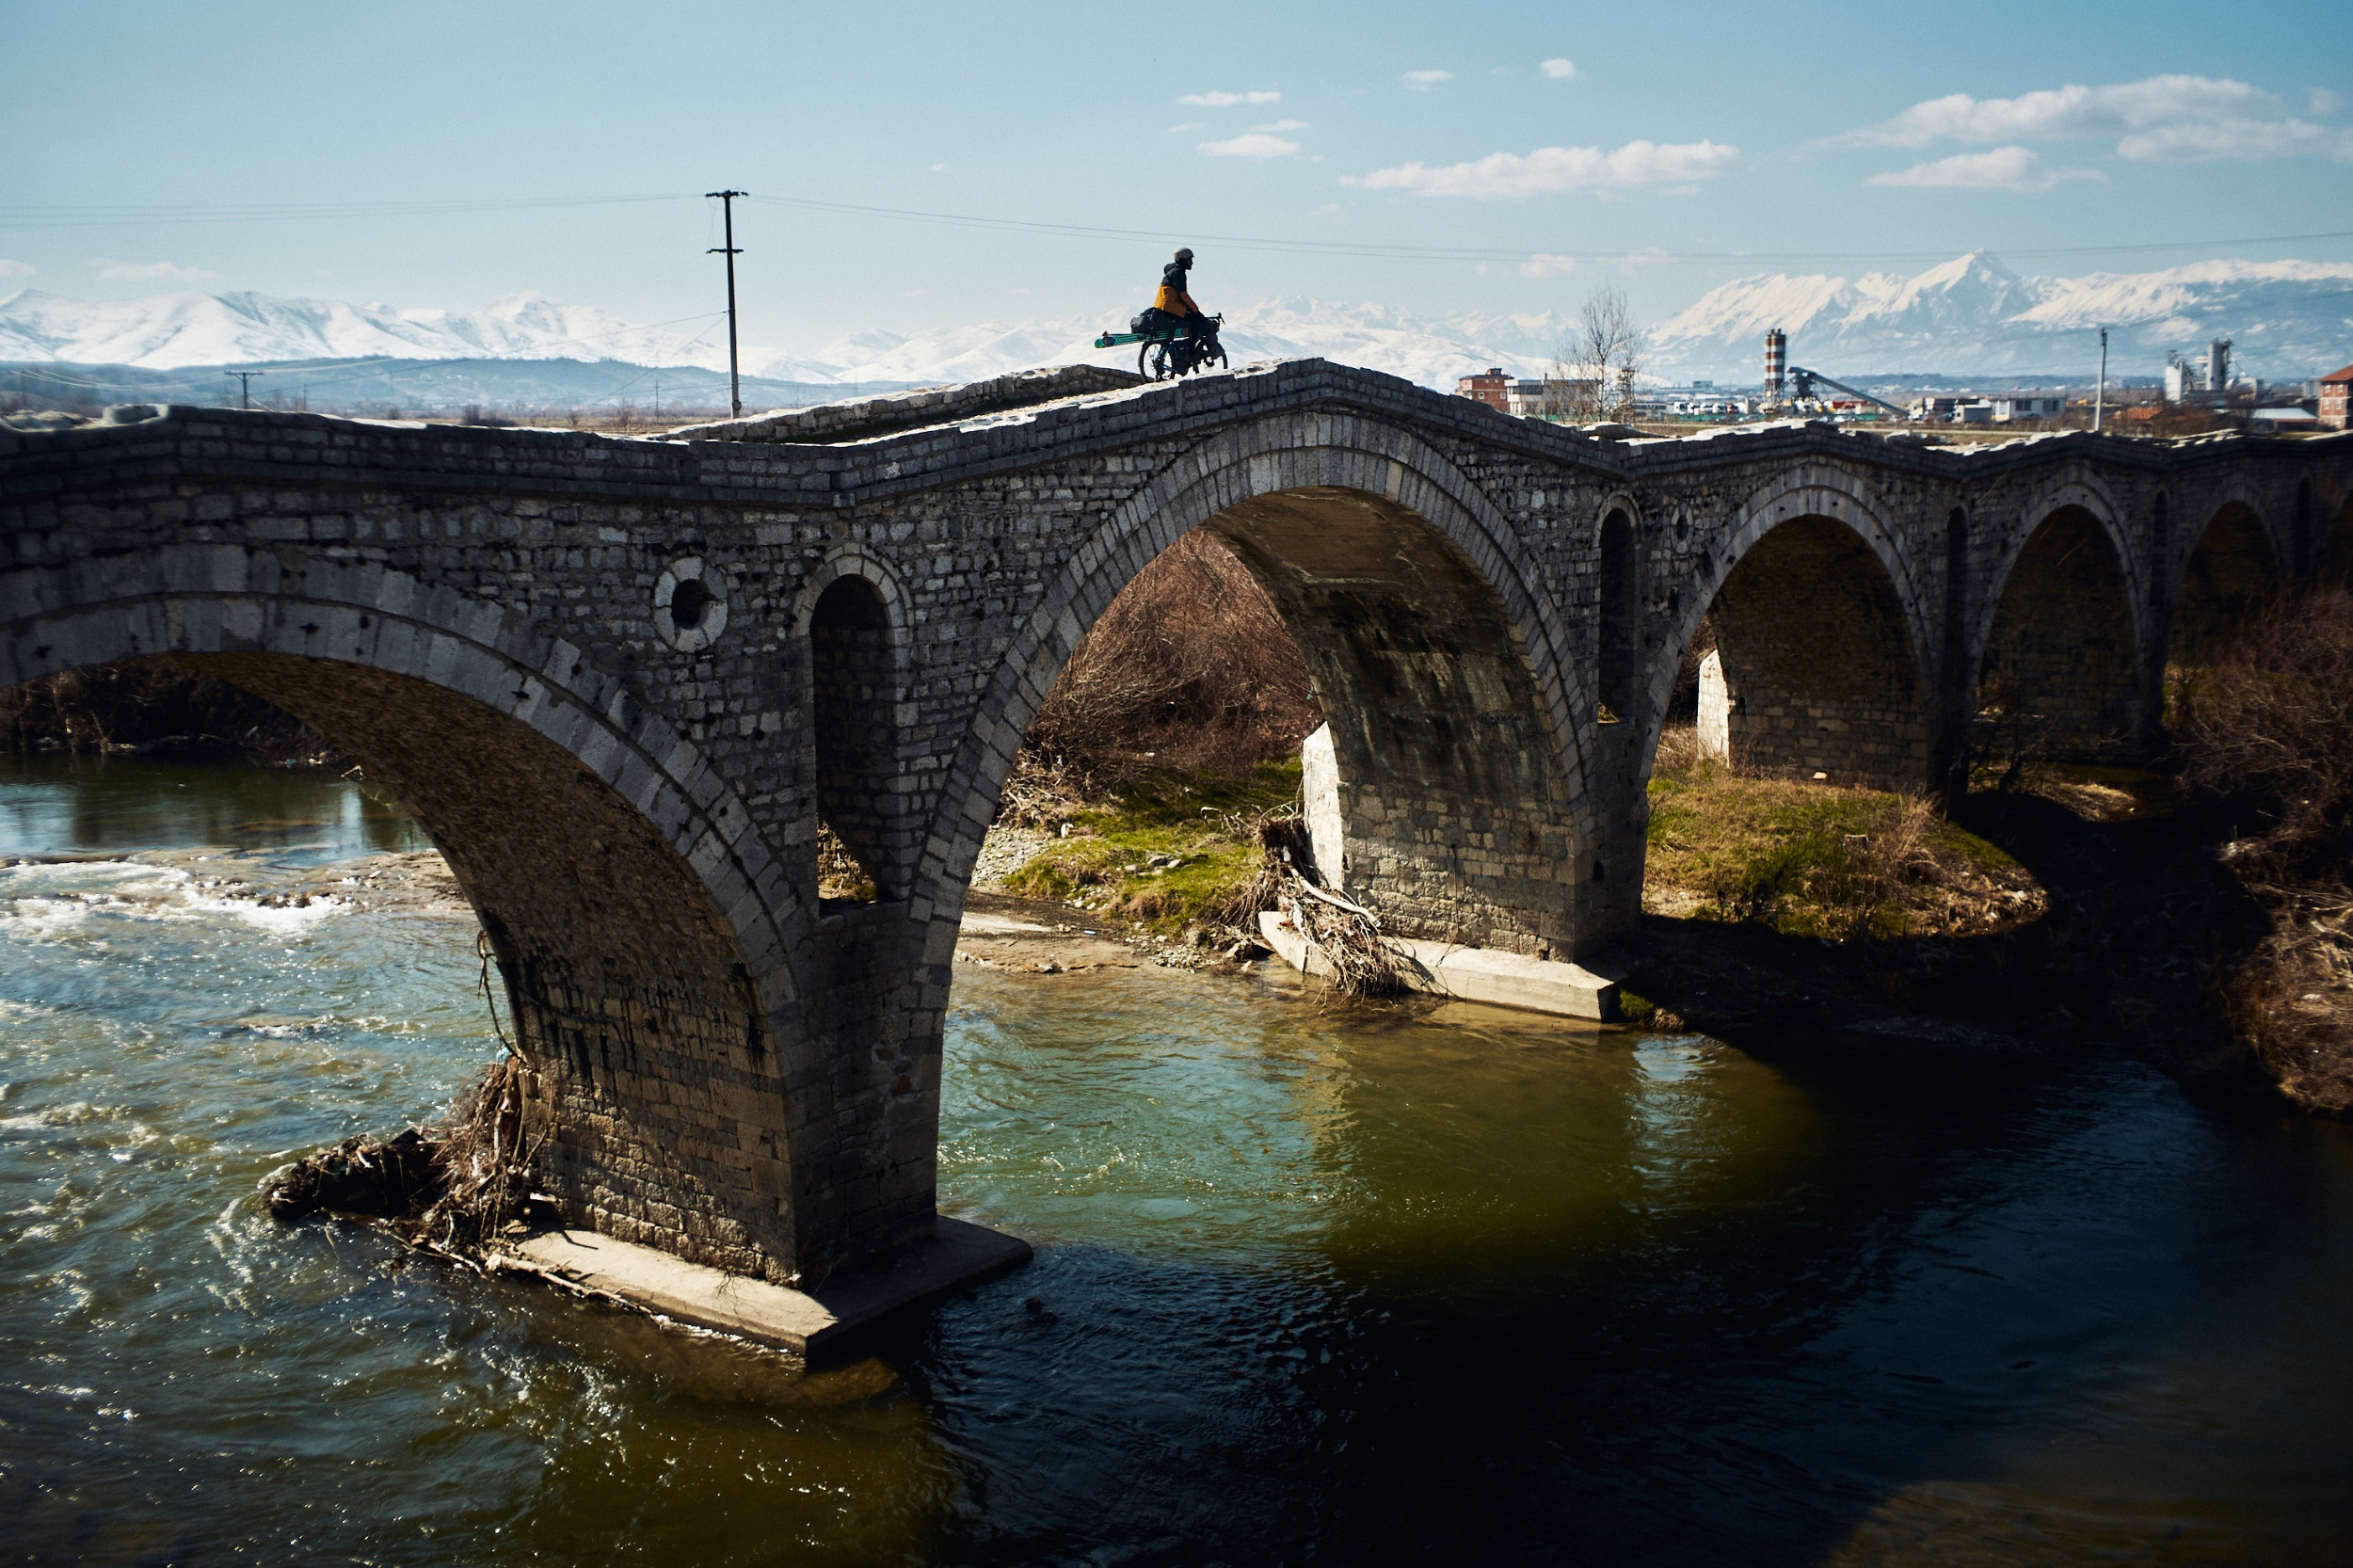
[1506,377,1596,418]
[1992,395,2066,422]
[1456,368,1511,411]
[2322,363,2353,430]
[2250,406,2319,430]
[2166,338,2233,408]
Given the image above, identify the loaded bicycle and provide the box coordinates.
[1097,246,1229,380]
[1094,312,1229,381]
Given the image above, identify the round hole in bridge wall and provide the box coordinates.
[668,577,712,632]
[652,558,730,654]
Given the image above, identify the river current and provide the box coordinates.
[1,757,2347,1565]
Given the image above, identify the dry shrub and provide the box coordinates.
[1653,717,1703,775]
[815,821,878,902]
[1027,529,1321,776]
[995,749,1096,830]
[2175,586,2353,1111]
[2176,586,2353,877]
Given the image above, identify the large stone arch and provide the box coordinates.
[2169,494,2279,665]
[0,545,839,1281]
[924,412,1602,957]
[1973,494,2147,762]
[1647,473,1934,791]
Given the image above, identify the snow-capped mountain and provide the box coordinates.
[8,252,2350,396]
[0,288,807,377]
[792,298,1562,388]
[1650,252,2353,380]
[0,287,1561,391]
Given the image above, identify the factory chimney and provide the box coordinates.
[2208,338,2232,403]
[1764,328,1787,404]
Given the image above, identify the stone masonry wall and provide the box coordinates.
[3,370,2345,1275]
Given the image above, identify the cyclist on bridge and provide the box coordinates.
[1144,248,1211,337]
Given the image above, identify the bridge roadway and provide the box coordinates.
[4,360,2348,1291]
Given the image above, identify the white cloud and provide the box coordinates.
[1178,89,1280,106]
[91,258,216,282]
[929,162,950,173]
[1865,145,2100,190]
[1255,119,1307,132]
[2119,118,2353,161]
[1848,72,2353,163]
[1853,74,2277,145]
[1199,132,1301,159]
[1540,57,1577,81]
[1402,70,1453,90]
[2312,87,2346,117]
[0,259,35,280]
[1519,253,1579,278]
[1342,138,1740,199]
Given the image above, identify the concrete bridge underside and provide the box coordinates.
[4,360,2347,1285]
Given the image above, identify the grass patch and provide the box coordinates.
[1646,758,2043,940]
[999,758,1301,934]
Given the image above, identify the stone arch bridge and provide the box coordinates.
[4,361,2347,1286]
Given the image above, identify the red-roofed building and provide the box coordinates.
[1456,368,1510,411]
[2321,363,2353,430]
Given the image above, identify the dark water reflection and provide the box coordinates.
[1,757,2347,1564]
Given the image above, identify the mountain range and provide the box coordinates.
[5,252,2349,405]
[1648,252,2353,381]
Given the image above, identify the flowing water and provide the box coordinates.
[2,756,2349,1565]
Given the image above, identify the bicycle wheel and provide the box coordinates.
[1141,341,1176,381]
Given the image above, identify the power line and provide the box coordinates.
[741,196,2353,266]
[0,194,689,229]
[224,368,264,408]
[6,189,2349,267]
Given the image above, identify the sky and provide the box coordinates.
[3,0,2350,354]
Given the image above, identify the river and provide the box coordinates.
[1,757,2347,1565]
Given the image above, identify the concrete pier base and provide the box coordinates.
[1259,909,1622,1020]
[510,1215,1032,1354]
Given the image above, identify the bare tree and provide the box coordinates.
[1548,284,1644,422]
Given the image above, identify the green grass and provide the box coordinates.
[1645,761,2038,940]
[1000,759,1299,933]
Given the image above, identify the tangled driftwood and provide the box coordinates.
[1223,817,1409,999]
[263,1056,537,1249]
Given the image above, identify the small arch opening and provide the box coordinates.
[1597,509,1640,724]
[809,576,901,903]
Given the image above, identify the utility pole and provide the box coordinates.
[706,189,746,419]
[2093,327,2107,433]
[226,369,264,409]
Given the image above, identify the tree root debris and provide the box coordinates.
[263,1056,539,1252]
[1221,818,1410,999]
